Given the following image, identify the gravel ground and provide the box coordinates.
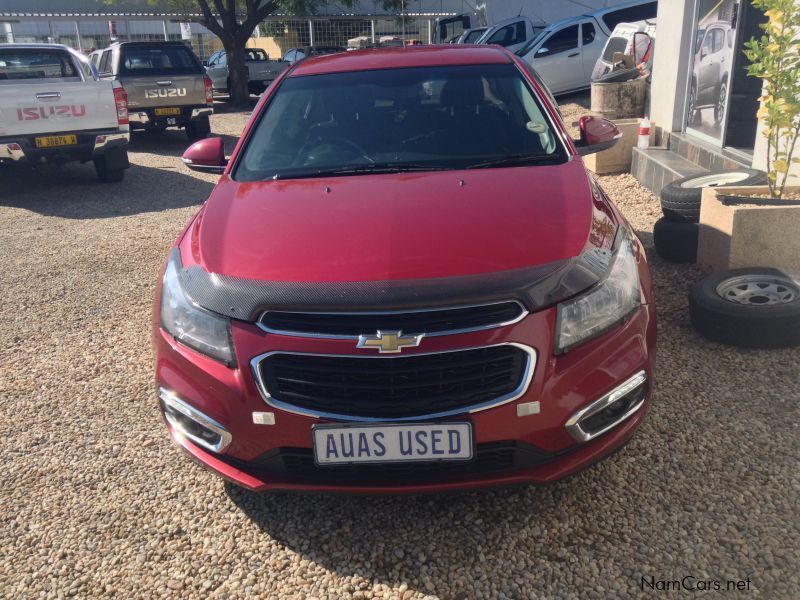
[1,97,798,599]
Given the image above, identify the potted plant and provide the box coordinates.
[696,0,800,273]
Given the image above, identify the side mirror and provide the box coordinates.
[632,32,651,64]
[182,137,227,174]
[536,47,550,56]
[701,46,709,59]
[202,60,208,67]
[574,116,621,156]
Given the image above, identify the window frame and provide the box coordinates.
[536,24,580,58]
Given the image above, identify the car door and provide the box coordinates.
[206,51,228,90]
[580,20,606,85]
[530,24,581,95]
[697,29,717,102]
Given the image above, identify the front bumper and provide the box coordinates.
[129,107,212,128]
[0,130,129,165]
[154,289,656,493]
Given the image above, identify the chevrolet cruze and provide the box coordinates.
[155,45,656,493]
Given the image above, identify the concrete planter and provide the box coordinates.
[590,77,647,120]
[697,185,800,272]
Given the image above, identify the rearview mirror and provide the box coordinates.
[573,116,621,156]
[182,137,227,174]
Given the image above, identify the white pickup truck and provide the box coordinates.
[205,48,288,95]
[0,43,130,182]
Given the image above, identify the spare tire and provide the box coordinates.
[592,67,640,84]
[653,217,697,263]
[689,268,800,348]
[660,169,768,222]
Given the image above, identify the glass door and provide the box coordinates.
[685,0,742,146]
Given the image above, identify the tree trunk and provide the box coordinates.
[226,41,250,107]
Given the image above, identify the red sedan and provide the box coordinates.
[155,45,656,493]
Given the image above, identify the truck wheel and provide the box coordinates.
[93,148,128,183]
[714,79,727,125]
[689,268,800,348]
[687,82,699,126]
[653,217,697,263]
[186,116,211,142]
[660,169,768,222]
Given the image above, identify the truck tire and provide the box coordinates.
[660,169,768,223]
[653,217,697,263]
[186,116,211,142]
[592,67,639,84]
[93,147,128,183]
[689,268,800,348]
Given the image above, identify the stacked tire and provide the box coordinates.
[654,169,768,263]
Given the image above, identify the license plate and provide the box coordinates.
[312,423,473,465]
[154,107,181,116]
[35,134,77,148]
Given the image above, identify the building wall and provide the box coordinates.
[649,0,696,133]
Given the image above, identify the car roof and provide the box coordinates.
[593,0,655,15]
[290,45,511,76]
[0,43,73,51]
[112,41,190,46]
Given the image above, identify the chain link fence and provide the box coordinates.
[4,16,437,61]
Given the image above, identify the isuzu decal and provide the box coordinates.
[144,88,187,99]
[16,105,87,120]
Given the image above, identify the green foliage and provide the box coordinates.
[744,0,800,198]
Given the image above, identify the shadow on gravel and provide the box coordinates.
[224,475,594,596]
[0,162,213,219]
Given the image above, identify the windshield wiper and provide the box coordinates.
[466,154,563,170]
[270,163,449,180]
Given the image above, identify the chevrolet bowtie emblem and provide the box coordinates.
[356,330,424,354]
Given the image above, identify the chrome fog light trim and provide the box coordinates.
[565,371,647,443]
[159,387,232,453]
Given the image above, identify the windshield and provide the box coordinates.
[0,49,80,81]
[234,64,565,182]
[119,44,202,76]
[602,36,630,62]
[463,29,486,43]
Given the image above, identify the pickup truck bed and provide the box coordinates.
[0,43,130,182]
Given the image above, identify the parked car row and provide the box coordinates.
[204,45,347,95]
[447,0,658,96]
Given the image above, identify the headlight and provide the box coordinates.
[160,249,235,365]
[555,229,641,353]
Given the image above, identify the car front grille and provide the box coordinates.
[253,344,534,421]
[258,301,526,338]
[226,441,562,485]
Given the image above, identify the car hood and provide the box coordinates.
[185,159,598,283]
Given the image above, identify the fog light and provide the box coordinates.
[159,388,232,453]
[565,371,647,443]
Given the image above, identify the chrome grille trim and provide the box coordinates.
[256,300,528,339]
[249,342,537,422]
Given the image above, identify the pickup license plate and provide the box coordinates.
[35,134,77,148]
[154,107,181,116]
[312,423,473,465]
